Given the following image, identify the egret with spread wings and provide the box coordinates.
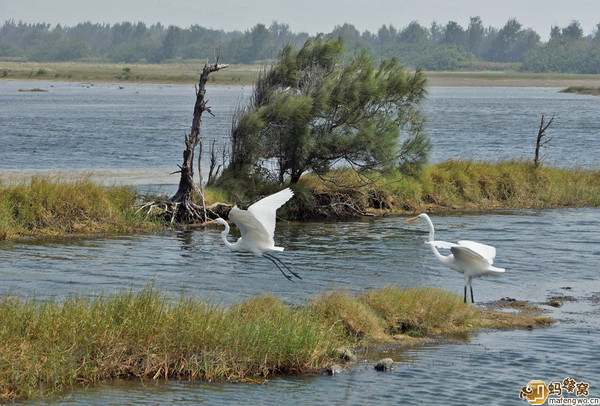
[210,188,301,281]
[405,213,504,303]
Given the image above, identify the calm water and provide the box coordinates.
[1,81,600,404]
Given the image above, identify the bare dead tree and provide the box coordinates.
[139,60,228,223]
[170,59,228,222]
[534,114,555,169]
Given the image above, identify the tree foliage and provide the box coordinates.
[224,38,430,185]
[2,18,600,73]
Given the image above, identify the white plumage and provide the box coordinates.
[211,188,300,281]
[406,213,505,303]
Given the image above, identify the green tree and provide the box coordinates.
[549,25,562,41]
[467,16,485,57]
[487,18,539,62]
[28,38,92,61]
[429,21,443,43]
[399,21,429,44]
[161,25,182,60]
[0,40,23,57]
[562,20,583,40]
[593,23,600,42]
[441,21,466,48]
[226,38,429,184]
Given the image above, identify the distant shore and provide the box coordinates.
[3,61,600,87]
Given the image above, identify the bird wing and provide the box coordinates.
[247,188,294,240]
[426,240,459,250]
[228,206,272,247]
[450,246,493,269]
[457,240,496,263]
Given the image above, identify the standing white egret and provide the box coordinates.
[209,188,301,281]
[405,213,504,303]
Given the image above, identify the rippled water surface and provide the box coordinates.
[1,81,599,179]
[3,209,600,405]
[2,82,600,404]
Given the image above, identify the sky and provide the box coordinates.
[1,0,599,39]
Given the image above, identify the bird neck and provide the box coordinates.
[423,214,435,242]
[423,215,448,262]
[220,222,238,249]
[429,242,447,262]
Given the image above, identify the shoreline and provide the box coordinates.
[4,61,600,87]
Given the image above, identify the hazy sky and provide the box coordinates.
[2,0,599,39]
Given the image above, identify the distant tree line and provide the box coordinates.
[1,18,600,73]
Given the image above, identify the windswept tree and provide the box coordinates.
[224,37,430,185]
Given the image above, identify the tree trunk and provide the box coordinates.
[290,170,302,184]
[170,61,228,222]
[534,114,554,169]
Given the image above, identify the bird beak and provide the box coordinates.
[404,216,419,223]
[202,220,216,226]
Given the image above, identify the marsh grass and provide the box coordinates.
[0,176,158,240]
[292,160,600,218]
[0,285,551,401]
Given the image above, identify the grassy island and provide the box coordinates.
[0,286,551,402]
[2,161,600,240]
[559,86,600,96]
[0,176,158,240]
[280,160,600,219]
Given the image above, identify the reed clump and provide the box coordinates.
[0,176,158,240]
[291,160,600,218]
[0,286,551,401]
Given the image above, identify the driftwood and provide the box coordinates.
[534,114,555,169]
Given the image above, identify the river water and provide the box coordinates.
[1,81,599,404]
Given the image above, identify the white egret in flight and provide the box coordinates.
[405,213,504,303]
[210,188,301,281]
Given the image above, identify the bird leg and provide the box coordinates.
[264,253,302,280]
[262,254,294,282]
[468,276,474,303]
[463,286,467,304]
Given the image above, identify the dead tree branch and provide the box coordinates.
[534,114,555,169]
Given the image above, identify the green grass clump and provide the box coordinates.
[359,286,480,336]
[0,176,158,240]
[0,285,551,401]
